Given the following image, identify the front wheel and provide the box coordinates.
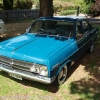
[53,65,67,86]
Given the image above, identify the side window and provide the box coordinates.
[82,20,90,33]
[56,21,74,36]
[76,21,83,40]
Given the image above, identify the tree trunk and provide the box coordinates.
[39,0,54,17]
[3,0,13,10]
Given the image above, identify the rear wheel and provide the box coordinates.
[53,65,67,86]
[87,42,94,53]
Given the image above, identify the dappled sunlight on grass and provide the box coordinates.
[69,79,100,100]
[68,38,100,100]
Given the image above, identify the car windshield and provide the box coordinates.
[29,20,74,37]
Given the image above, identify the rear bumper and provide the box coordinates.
[0,64,53,84]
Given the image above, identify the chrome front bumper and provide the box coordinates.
[0,64,53,84]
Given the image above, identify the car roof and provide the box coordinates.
[39,16,87,21]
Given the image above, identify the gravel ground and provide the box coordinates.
[0,21,32,41]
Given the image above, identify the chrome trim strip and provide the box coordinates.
[0,64,52,84]
[0,55,33,71]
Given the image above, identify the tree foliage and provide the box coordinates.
[84,0,96,4]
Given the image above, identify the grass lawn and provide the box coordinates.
[0,23,100,100]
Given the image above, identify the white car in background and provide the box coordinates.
[0,19,6,34]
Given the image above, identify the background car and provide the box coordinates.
[0,19,6,34]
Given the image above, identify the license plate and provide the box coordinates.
[9,73,22,80]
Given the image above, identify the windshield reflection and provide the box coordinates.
[29,20,74,37]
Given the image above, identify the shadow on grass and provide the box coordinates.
[0,71,59,93]
[68,43,100,100]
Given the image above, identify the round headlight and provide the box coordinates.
[40,66,48,76]
[30,65,35,72]
[30,65,39,73]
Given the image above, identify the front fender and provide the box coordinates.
[50,60,72,78]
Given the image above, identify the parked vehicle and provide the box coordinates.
[0,19,6,34]
[0,16,99,85]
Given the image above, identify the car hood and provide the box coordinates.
[0,33,72,64]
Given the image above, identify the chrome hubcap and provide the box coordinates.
[58,65,67,84]
[90,43,94,52]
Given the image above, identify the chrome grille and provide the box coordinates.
[13,65,30,71]
[13,59,32,68]
[0,55,12,64]
[0,55,31,72]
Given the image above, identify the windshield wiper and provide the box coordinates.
[37,29,46,33]
[37,29,53,35]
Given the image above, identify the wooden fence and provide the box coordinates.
[0,9,39,22]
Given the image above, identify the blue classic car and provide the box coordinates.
[0,16,99,85]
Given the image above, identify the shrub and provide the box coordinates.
[54,4,62,13]
[36,2,39,9]
[53,1,75,14]
[60,10,77,15]
[79,2,90,14]
[14,0,33,10]
[0,3,3,10]
[67,6,75,10]
[89,0,100,16]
